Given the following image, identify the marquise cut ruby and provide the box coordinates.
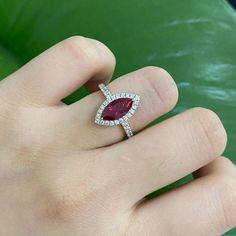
[101,98,133,121]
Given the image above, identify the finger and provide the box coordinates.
[104,108,227,205]
[129,157,236,236]
[193,156,236,179]
[64,66,178,148]
[0,36,115,106]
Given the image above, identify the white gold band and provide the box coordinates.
[121,121,133,138]
[98,83,112,99]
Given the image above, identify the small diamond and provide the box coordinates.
[123,116,128,121]
[119,118,123,123]
[127,113,132,118]
[130,109,135,114]
[107,97,112,102]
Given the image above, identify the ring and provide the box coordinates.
[95,83,140,138]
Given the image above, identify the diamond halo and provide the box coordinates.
[95,83,140,138]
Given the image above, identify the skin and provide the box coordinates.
[0,35,235,236]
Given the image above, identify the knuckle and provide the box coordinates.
[62,36,115,69]
[140,66,168,78]
[191,107,227,157]
[214,175,236,228]
[63,35,88,50]
[140,66,178,108]
[62,36,101,66]
[88,38,116,67]
[217,156,236,170]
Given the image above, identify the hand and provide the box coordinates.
[0,36,235,236]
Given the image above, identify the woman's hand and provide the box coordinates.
[0,36,235,236]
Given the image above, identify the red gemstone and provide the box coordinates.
[101,98,133,121]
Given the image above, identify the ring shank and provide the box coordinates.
[121,121,133,138]
[98,84,112,99]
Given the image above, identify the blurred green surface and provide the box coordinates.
[0,0,236,234]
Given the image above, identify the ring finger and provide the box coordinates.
[128,157,236,236]
[65,66,178,148]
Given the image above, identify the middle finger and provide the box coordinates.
[104,107,227,206]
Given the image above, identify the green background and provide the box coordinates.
[0,0,235,234]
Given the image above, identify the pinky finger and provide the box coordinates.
[128,157,236,236]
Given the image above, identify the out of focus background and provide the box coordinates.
[0,0,235,235]
[229,0,236,7]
